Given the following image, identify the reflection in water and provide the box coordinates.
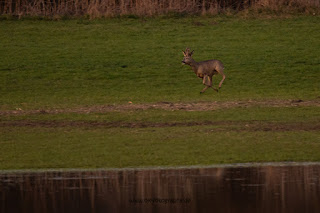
[1,164,320,213]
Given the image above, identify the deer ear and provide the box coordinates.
[190,50,194,56]
[182,50,186,56]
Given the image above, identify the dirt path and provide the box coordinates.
[1,120,320,131]
[1,99,320,116]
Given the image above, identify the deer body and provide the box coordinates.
[182,48,226,94]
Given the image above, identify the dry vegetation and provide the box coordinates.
[1,0,319,18]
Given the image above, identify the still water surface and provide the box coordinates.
[1,164,320,213]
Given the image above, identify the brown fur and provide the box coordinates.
[182,48,226,94]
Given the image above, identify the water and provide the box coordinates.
[1,164,320,213]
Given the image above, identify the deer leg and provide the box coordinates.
[202,75,209,85]
[200,76,210,94]
[209,76,218,92]
[201,76,218,93]
[219,74,226,89]
[200,86,209,94]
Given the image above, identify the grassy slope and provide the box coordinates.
[1,106,319,169]
[0,16,319,170]
[1,127,319,170]
[0,16,319,109]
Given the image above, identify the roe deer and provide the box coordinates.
[182,48,226,94]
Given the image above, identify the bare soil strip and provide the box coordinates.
[1,99,320,116]
[1,120,319,131]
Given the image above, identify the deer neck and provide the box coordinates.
[187,58,199,73]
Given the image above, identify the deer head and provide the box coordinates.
[182,47,194,65]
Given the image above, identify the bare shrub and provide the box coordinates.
[0,0,319,18]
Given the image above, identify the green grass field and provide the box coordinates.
[0,16,319,170]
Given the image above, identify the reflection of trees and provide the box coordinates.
[0,165,319,212]
[263,165,320,213]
